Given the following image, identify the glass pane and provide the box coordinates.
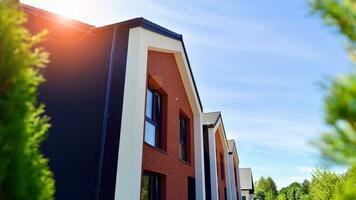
[152,175,161,200]
[146,89,153,118]
[180,117,186,144]
[145,121,156,146]
[153,175,159,200]
[154,93,161,124]
[155,128,160,148]
[142,175,150,200]
[180,143,187,161]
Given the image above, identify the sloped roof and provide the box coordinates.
[202,112,221,126]
[228,140,235,152]
[239,168,254,191]
[228,139,239,163]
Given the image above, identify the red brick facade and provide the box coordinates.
[234,158,239,198]
[141,50,195,200]
[216,130,227,200]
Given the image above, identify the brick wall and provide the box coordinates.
[141,50,195,200]
[234,159,239,198]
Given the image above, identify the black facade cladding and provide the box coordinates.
[24,5,123,199]
[32,24,108,200]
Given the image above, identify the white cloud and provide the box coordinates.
[298,166,315,173]
[221,109,322,155]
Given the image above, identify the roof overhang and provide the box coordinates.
[228,140,240,164]
[203,112,229,149]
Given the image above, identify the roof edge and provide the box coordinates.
[22,4,203,111]
[21,4,94,31]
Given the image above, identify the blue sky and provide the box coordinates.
[23,0,351,188]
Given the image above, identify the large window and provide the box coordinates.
[142,172,161,200]
[145,88,161,148]
[179,115,188,161]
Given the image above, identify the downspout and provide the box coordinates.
[95,24,118,200]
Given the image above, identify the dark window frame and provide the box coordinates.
[188,176,196,200]
[144,88,162,148]
[179,114,189,162]
[142,172,162,200]
[224,187,227,200]
[234,166,238,187]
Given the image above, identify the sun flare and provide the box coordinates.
[21,0,90,23]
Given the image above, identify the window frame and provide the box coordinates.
[179,114,189,162]
[144,88,162,148]
[142,172,162,200]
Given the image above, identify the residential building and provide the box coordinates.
[239,168,254,200]
[202,112,240,200]
[23,4,245,200]
[228,140,242,200]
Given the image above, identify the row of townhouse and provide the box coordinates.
[22,4,254,200]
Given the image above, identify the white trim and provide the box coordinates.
[228,154,237,200]
[194,113,206,200]
[114,27,205,200]
[208,128,219,200]
[114,27,148,200]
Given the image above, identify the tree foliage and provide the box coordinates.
[309,169,343,200]
[311,0,356,167]
[311,0,356,60]
[310,1,356,199]
[255,176,278,200]
[333,168,356,200]
[301,180,310,195]
[0,0,54,199]
[278,181,310,200]
[271,169,354,200]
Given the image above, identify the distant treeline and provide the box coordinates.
[253,167,356,200]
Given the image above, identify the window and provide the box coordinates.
[142,172,161,200]
[145,88,161,148]
[224,187,227,200]
[187,177,196,200]
[220,153,225,180]
[179,115,188,161]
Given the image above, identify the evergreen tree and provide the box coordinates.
[310,0,356,198]
[311,0,356,166]
[0,0,55,199]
